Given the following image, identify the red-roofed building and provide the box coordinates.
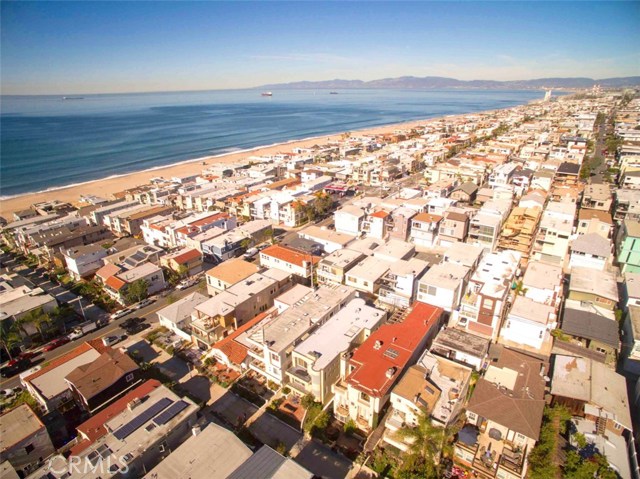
[160,247,203,276]
[208,308,278,370]
[259,245,320,285]
[70,380,161,455]
[332,302,443,430]
[363,210,393,239]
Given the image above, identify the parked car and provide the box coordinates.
[123,322,150,335]
[176,278,198,290]
[133,298,155,310]
[102,335,125,347]
[0,358,31,378]
[110,308,132,320]
[42,337,70,352]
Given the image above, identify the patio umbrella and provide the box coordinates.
[458,424,479,446]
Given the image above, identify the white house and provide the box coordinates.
[499,296,557,357]
[417,263,470,313]
[334,206,365,236]
[63,244,108,280]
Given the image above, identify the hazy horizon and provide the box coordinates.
[2,1,639,95]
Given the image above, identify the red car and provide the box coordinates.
[42,337,70,352]
[6,351,37,367]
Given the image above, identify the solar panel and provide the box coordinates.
[113,398,173,440]
[384,348,399,359]
[153,400,189,426]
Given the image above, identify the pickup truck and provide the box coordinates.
[67,321,98,340]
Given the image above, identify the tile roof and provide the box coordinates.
[346,302,442,397]
[106,275,127,291]
[370,210,390,219]
[413,212,443,223]
[212,309,277,365]
[95,263,121,280]
[24,339,107,383]
[70,379,161,455]
[261,245,321,268]
[171,248,202,264]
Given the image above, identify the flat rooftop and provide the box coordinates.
[319,248,364,269]
[346,256,392,282]
[295,298,386,371]
[240,285,355,353]
[420,262,469,290]
[569,266,618,302]
[0,404,45,450]
[432,327,490,359]
[30,348,102,400]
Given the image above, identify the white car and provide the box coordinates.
[134,298,155,310]
[102,335,125,347]
[176,279,197,290]
[110,308,132,320]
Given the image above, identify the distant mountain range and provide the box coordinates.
[257,76,640,90]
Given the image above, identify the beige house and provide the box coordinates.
[205,258,260,295]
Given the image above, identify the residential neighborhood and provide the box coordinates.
[1,89,640,479]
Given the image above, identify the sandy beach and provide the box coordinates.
[0,116,446,219]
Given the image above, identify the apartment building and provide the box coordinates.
[568,233,612,271]
[576,209,613,239]
[498,296,557,357]
[316,249,365,287]
[344,256,393,296]
[417,262,470,313]
[468,200,512,252]
[531,201,576,266]
[190,269,291,349]
[62,243,109,280]
[103,263,166,305]
[205,258,260,295]
[334,206,365,236]
[332,302,442,430]
[240,286,356,385]
[378,258,430,309]
[259,245,321,285]
[408,212,442,248]
[456,250,521,340]
[581,184,613,212]
[287,298,386,404]
[438,210,471,247]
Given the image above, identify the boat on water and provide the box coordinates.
[261,92,273,97]
[329,91,338,95]
[62,96,84,100]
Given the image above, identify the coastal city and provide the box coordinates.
[0,88,639,479]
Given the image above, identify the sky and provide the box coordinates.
[1,1,639,95]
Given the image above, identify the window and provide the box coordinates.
[25,444,35,454]
[125,373,134,382]
[360,392,370,402]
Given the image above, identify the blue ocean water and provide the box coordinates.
[0,89,544,198]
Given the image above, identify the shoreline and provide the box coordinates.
[0,101,537,218]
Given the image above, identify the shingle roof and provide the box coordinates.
[570,233,612,258]
[561,308,620,348]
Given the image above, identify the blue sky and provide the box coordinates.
[2,1,639,94]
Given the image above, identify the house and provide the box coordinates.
[297,225,355,253]
[65,348,141,413]
[334,206,365,236]
[622,306,640,375]
[62,243,109,280]
[102,262,166,305]
[362,210,392,239]
[23,340,108,413]
[568,233,612,271]
[0,286,58,339]
[205,258,260,296]
[70,379,162,455]
[551,355,633,479]
[332,302,442,430]
[488,163,518,189]
[344,256,393,296]
[34,384,199,479]
[143,423,312,479]
[581,184,613,212]
[389,207,417,241]
[498,296,557,357]
[576,209,613,239]
[615,219,640,274]
[383,352,472,450]
[0,405,55,477]
[443,241,485,270]
[614,189,640,223]
[430,327,490,371]
[530,169,554,191]
[438,210,470,247]
[408,212,442,248]
[259,245,320,285]
[190,269,291,349]
[454,347,546,479]
[316,249,365,287]
[568,267,619,312]
[416,262,470,313]
[555,161,581,181]
[240,286,356,385]
[531,201,576,266]
[559,304,620,368]
[623,272,640,310]
[156,292,208,341]
[450,182,478,203]
[456,250,521,341]
[520,260,563,309]
[468,209,505,252]
[287,298,386,404]
[160,248,203,277]
[377,258,430,308]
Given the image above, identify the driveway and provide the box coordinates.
[295,440,354,479]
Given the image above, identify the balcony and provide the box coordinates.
[461,291,479,307]
[498,445,526,476]
[385,409,406,432]
[249,358,267,376]
[286,366,311,384]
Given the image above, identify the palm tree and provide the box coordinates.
[21,308,52,343]
[395,412,445,478]
[0,327,22,360]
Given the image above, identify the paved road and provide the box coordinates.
[589,111,608,185]
[0,260,206,388]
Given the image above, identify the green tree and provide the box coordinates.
[240,238,252,252]
[563,450,617,479]
[176,264,189,279]
[395,412,445,477]
[20,307,52,342]
[0,326,22,360]
[124,279,149,305]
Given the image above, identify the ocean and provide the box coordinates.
[0,89,544,198]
